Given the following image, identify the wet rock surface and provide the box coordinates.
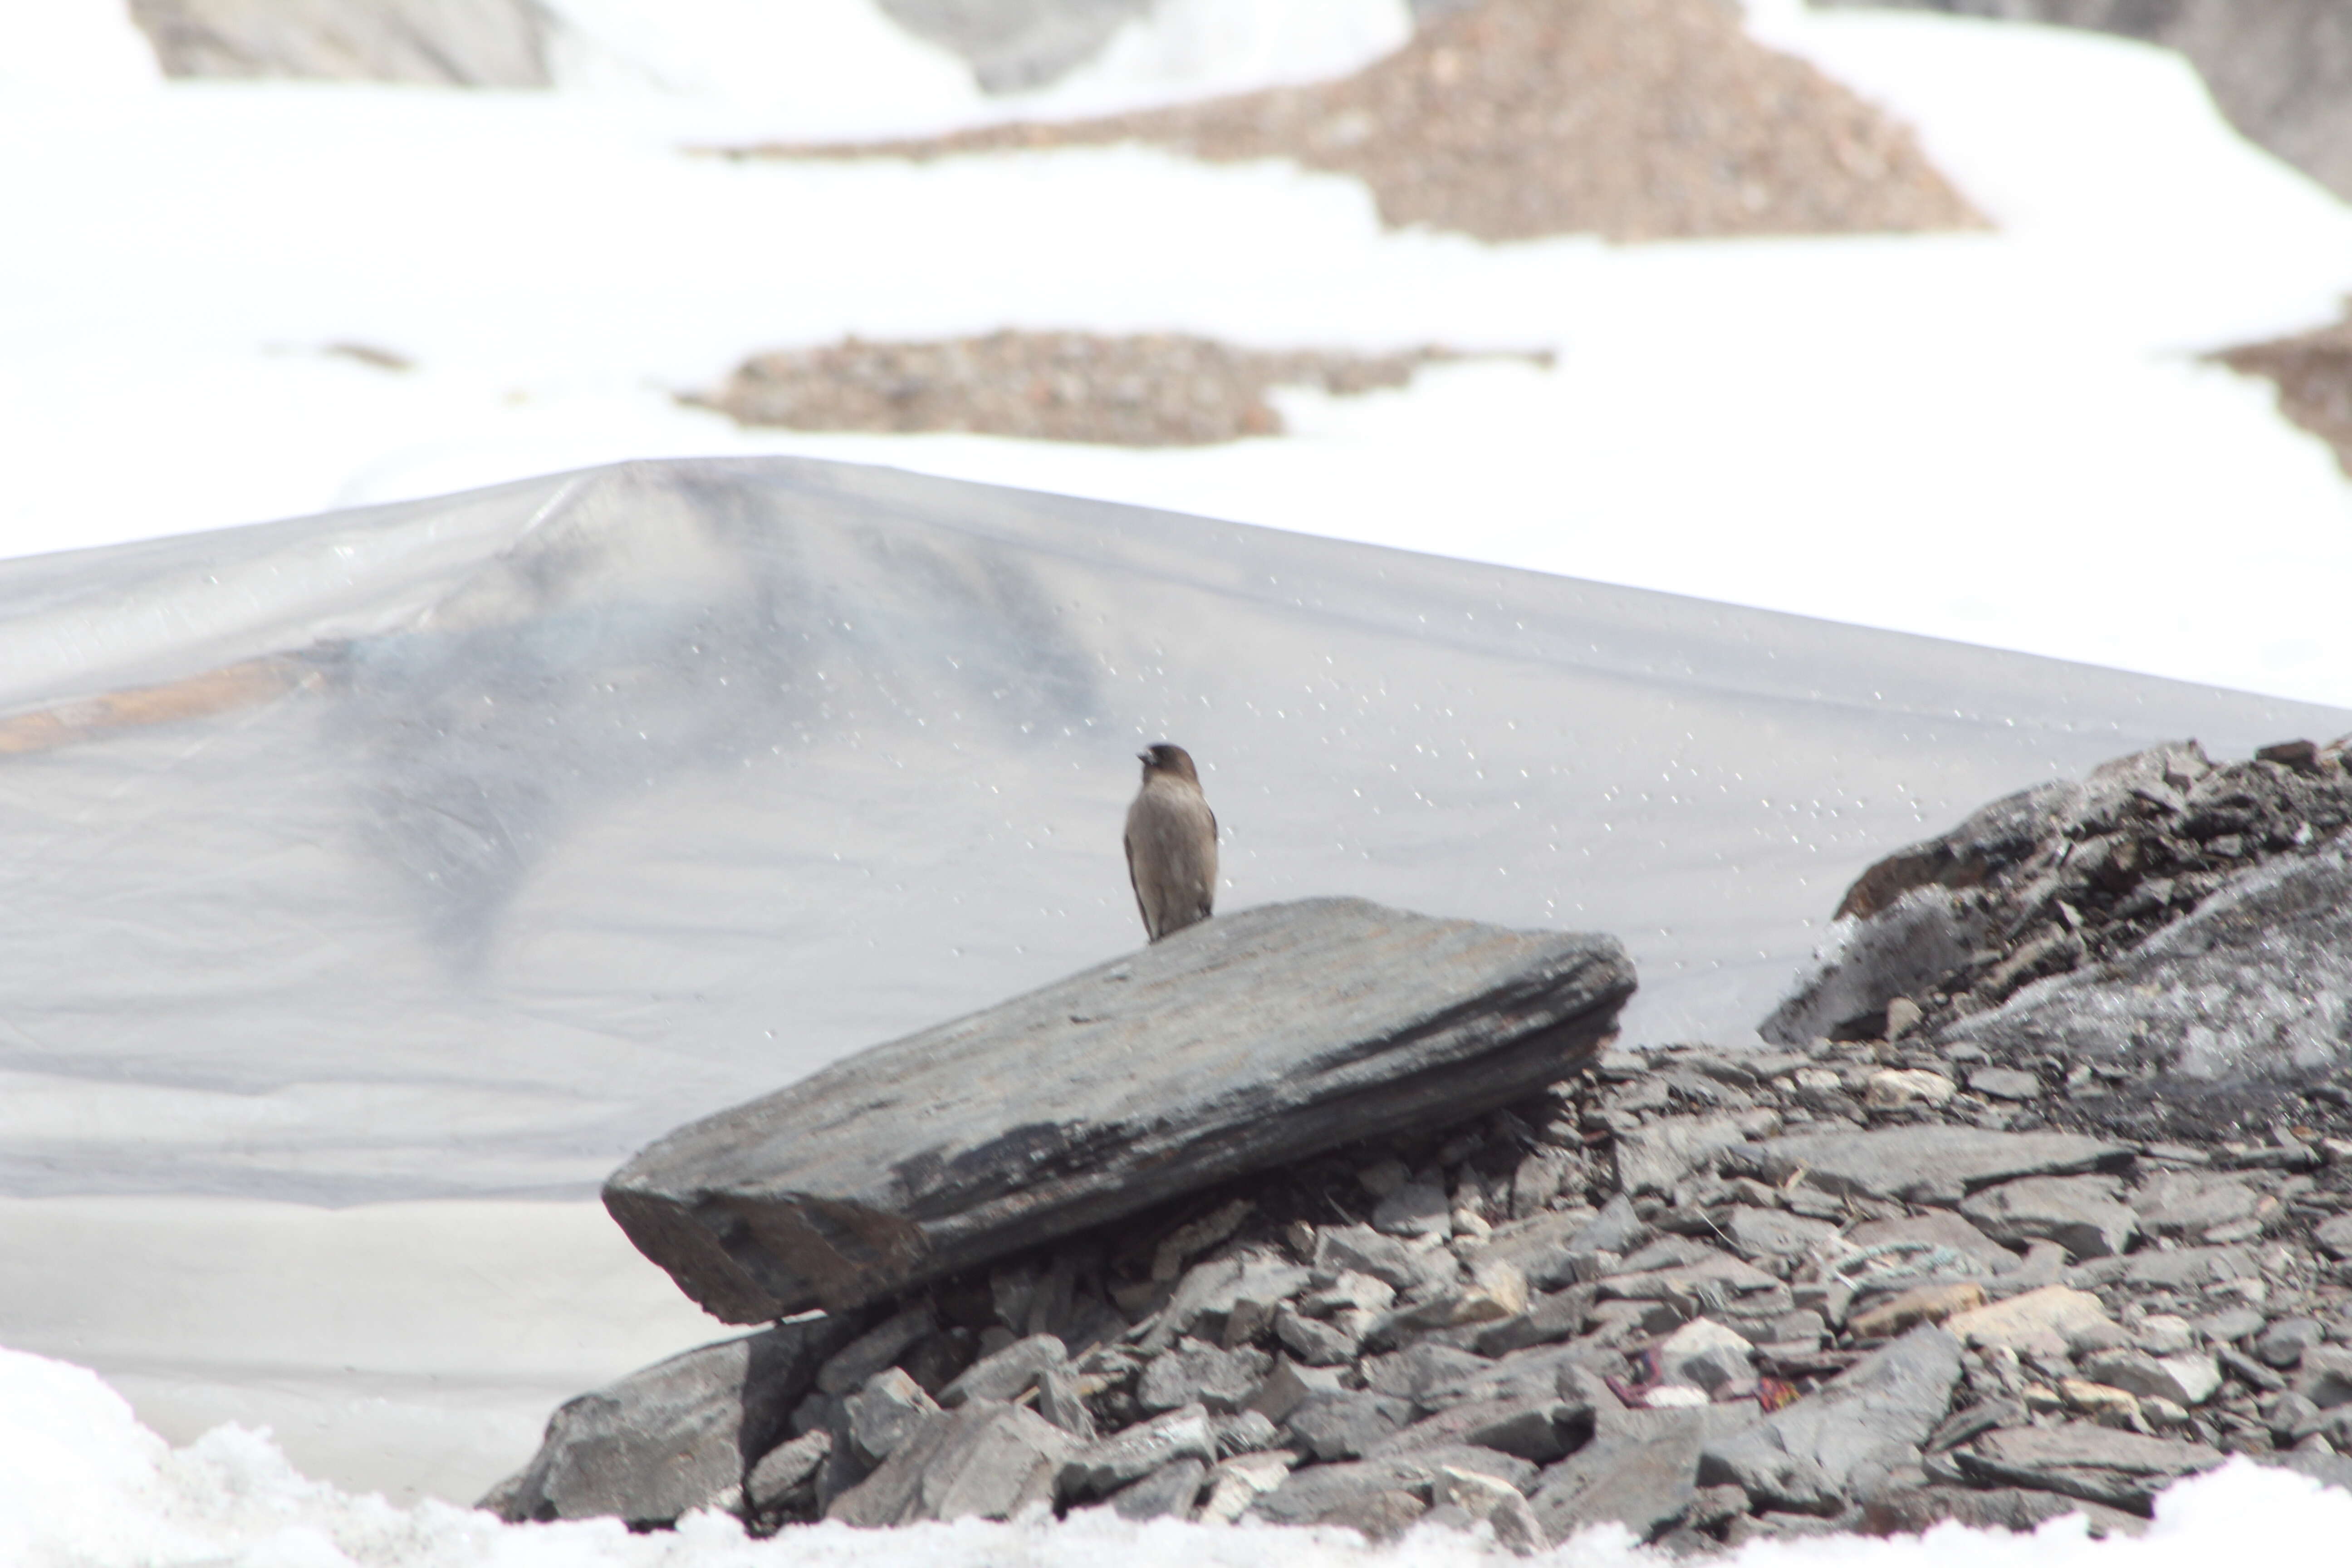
[502,742,2352,1547]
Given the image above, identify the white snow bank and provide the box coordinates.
[3,5,2348,705]
[7,1335,2352,1567]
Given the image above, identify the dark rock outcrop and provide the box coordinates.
[1763,737,2352,1142]
[605,897,1633,1323]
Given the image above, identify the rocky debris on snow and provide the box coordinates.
[1765,736,2352,1143]
[127,0,548,85]
[685,333,1551,448]
[716,0,1981,245]
[503,743,2352,1548]
[2218,314,2352,480]
[606,896,1632,1323]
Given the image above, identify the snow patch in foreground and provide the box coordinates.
[6,1339,2352,1568]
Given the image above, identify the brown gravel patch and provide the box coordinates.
[710,0,1985,243]
[2215,314,2352,478]
[687,331,1545,446]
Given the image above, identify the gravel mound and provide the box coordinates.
[687,332,1538,445]
[2216,317,2352,479]
[716,0,1985,244]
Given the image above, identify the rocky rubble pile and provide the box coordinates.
[1767,735,2352,1144]
[489,745,2352,1552]
[720,0,1982,245]
[685,333,1539,448]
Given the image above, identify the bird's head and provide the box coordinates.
[1137,742,1200,785]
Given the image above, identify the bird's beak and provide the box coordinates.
[1136,751,1151,764]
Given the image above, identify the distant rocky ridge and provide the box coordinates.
[488,754,2352,1548]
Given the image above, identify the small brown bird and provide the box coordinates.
[1124,742,1217,942]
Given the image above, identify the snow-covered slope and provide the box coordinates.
[1,1,2348,701]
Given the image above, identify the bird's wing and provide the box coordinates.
[1124,826,1149,932]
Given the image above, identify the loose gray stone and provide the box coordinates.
[1359,1342,1495,1404]
[1960,1175,2139,1261]
[1137,1338,1269,1414]
[1372,1180,1452,1238]
[1367,1394,1593,1465]
[1314,1225,1451,1293]
[1247,1445,1539,1526]
[1845,1210,2016,1276]
[1431,1465,1547,1556]
[744,1429,832,1515]
[1275,1304,1361,1366]
[1245,1357,1348,1424]
[2070,1245,2256,1291]
[2077,1349,2223,1407]
[1569,1193,1654,1257]
[1465,1209,1612,1291]
[1701,1325,1963,1511]
[1968,1066,2044,1102]
[1140,1252,1312,1353]
[2316,1214,2352,1260]
[2297,1346,2352,1408]
[816,1304,936,1397]
[491,1317,851,1525]
[1529,1404,1728,1544]
[1613,1115,1755,1197]
[1287,1391,1416,1460]
[1035,1366,1096,1440]
[1476,1286,1596,1355]
[826,1401,1073,1525]
[1953,1425,2224,1513]
[1737,1126,2128,1206]
[939,1332,1067,1408]
[844,1367,941,1465]
[606,899,1632,1321]
[1102,1456,1209,1521]
[1212,1409,1279,1456]
[2131,1171,2262,1239]
[2256,1318,2329,1370]
[1722,1206,1840,1264]
[1058,1404,1216,1501]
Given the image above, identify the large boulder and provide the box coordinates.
[607,898,1633,1322]
[488,1315,855,1525]
[1942,835,2352,1132]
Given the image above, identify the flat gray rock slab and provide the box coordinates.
[1953,1425,2224,1514]
[826,1401,1073,1525]
[607,897,1632,1320]
[1960,1175,2139,1261]
[491,1315,852,1525]
[1530,1402,1755,1544]
[1701,1325,1962,1512]
[1246,1444,1539,1525]
[1737,1126,2129,1206]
